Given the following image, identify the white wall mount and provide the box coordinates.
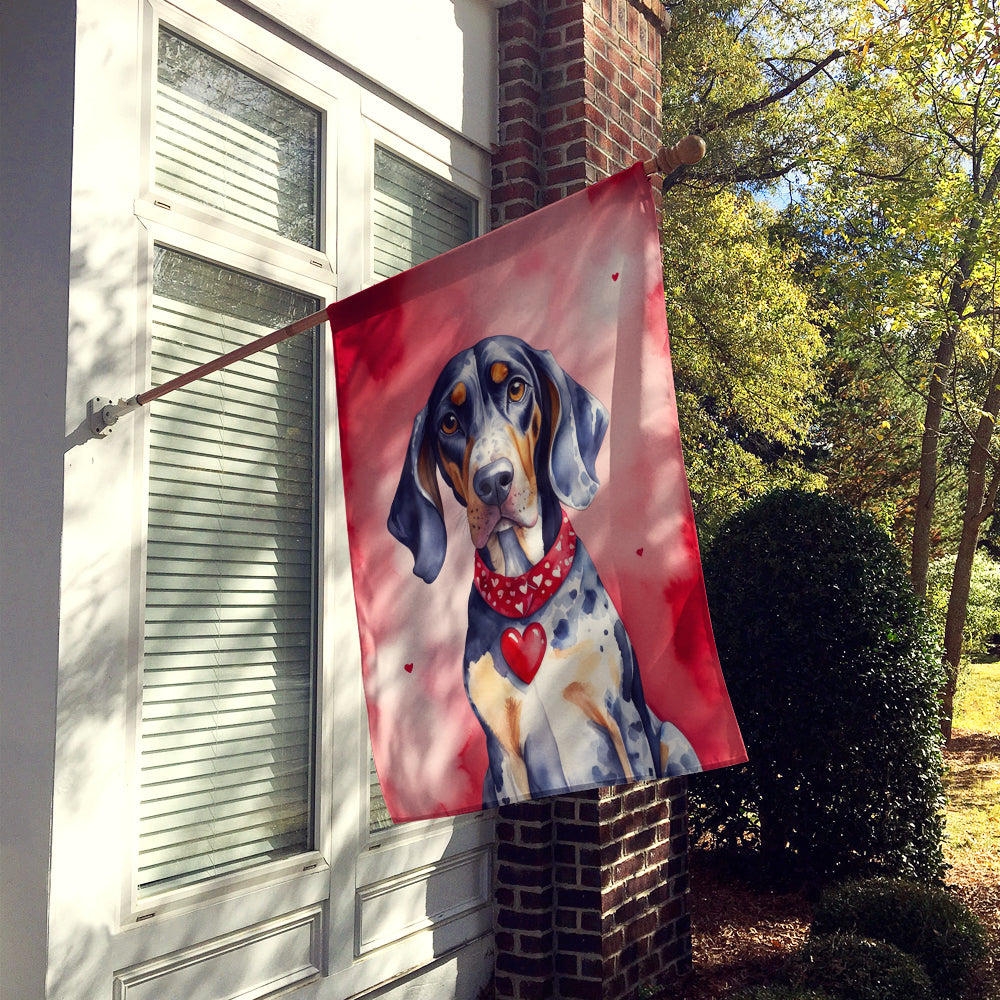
[88,396,140,438]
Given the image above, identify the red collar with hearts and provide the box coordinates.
[474,511,577,618]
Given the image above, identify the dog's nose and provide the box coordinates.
[474,459,514,507]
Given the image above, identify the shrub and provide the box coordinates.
[793,933,934,1000]
[693,489,946,882]
[927,551,1000,659]
[811,878,988,999]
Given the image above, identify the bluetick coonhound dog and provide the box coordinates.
[389,335,700,807]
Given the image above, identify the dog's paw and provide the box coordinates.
[659,722,701,776]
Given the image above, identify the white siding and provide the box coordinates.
[7,0,500,998]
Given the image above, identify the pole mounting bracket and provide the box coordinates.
[87,396,140,438]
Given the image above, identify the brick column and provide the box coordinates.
[493,0,668,226]
[491,4,691,999]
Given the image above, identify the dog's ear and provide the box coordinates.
[530,348,609,509]
[388,407,447,583]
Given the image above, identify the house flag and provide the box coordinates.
[330,163,746,822]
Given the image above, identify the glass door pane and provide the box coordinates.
[138,247,319,895]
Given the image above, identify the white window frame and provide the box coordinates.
[124,0,340,929]
[113,0,495,991]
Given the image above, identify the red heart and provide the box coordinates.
[612,272,619,281]
[404,663,414,673]
[636,547,643,557]
[501,623,546,684]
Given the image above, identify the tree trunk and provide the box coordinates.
[940,375,1000,741]
[911,161,1000,597]
[910,328,956,598]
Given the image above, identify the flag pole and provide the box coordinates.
[87,306,330,437]
[88,137,705,438]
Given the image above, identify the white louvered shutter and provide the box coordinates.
[372,146,477,279]
[368,147,477,832]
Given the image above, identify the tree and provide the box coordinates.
[661,0,854,195]
[801,0,1000,736]
[660,1,998,737]
[662,188,825,537]
[659,1,847,537]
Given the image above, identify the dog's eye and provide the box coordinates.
[508,378,526,402]
[441,413,459,435]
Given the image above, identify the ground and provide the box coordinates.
[658,693,1000,999]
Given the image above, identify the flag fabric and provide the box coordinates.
[330,163,745,822]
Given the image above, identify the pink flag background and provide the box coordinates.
[331,164,745,821]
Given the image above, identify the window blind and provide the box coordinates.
[138,248,318,895]
[156,28,320,248]
[368,148,477,832]
[372,146,477,280]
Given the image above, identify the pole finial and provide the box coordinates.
[643,135,707,177]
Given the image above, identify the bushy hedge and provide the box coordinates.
[792,934,934,1000]
[811,878,988,999]
[693,489,946,881]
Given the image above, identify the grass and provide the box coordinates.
[955,658,1000,734]
[941,658,1000,1000]
[945,659,1000,869]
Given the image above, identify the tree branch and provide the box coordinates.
[701,49,848,134]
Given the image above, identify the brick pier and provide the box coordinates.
[488,5,692,996]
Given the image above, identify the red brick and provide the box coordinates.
[503,79,542,104]
[499,906,551,931]
[556,951,579,976]
[498,862,553,888]
[503,120,543,144]
[560,979,604,1000]
[548,4,588,28]
[626,868,658,896]
[499,100,540,125]
[520,886,555,910]
[542,39,587,68]
[520,931,556,955]
[502,40,539,63]
[496,952,551,978]
[546,164,589,186]
[542,105,566,129]
[547,114,590,144]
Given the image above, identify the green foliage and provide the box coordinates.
[660,0,1000,742]
[664,191,826,538]
[693,489,947,882]
[811,878,988,999]
[792,934,934,1000]
[658,1,838,540]
[661,0,853,193]
[927,550,1000,659]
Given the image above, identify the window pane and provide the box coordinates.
[369,149,478,832]
[372,146,477,279]
[156,28,320,248]
[139,247,318,895]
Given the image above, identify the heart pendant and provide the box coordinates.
[500,623,546,684]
